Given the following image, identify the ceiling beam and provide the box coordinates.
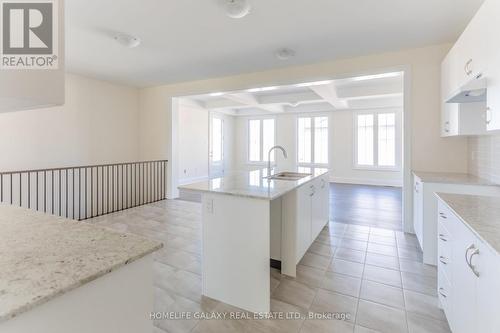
[222,92,284,113]
[308,82,349,109]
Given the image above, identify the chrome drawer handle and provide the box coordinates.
[438,287,447,298]
[439,212,447,219]
[439,234,448,242]
[439,256,448,265]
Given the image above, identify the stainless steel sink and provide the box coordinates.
[265,172,311,181]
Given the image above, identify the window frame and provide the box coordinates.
[296,114,330,167]
[246,117,277,164]
[353,110,401,171]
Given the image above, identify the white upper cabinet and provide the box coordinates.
[0,0,65,113]
[441,0,500,135]
[483,0,500,131]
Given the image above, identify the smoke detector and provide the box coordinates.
[114,33,141,48]
[275,48,296,60]
[225,0,251,19]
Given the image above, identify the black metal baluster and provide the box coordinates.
[19,173,22,207]
[112,165,115,212]
[36,172,39,211]
[78,168,81,220]
[59,170,61,216]
[28,173,30,208]
[126,164,128,209]
[66,170,68,218]
[121,164,124,210]
[43,171,46,212]
[101,166,104,215]
[96,167,99,216]
[51,170,54,214]
[107,166,109,214]
[10,174,13,205]
[85,168,87,219]
[91,167,93,218]
[72,169,75,219]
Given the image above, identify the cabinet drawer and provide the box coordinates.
[437,203,453,231]
[438,221,452,281]
[438,272,452,320]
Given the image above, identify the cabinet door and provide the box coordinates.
[484,0,500,131]
[296,184,312,263]
[476,241,500,333]
[413,178,423,248]
[451,219,478,333]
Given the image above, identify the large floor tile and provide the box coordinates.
[300,318,355,333]
[367,243,398,257]
[288,264,327,288]
[365,252,399,270]
[399,259,437,279]
[308,241,336,257]
[300,252,332,270]
[356,300,408,333]
[248,298,305,333]
[363,265,402,288]
[359,280,405,309]
[310,289,358,323]
[404,290,446,322]
[335,248,366,264]
[272,279,317,310]
[328,258,364,278]
[401,272,437,296]
[406,312,451,333]
[321,272,362,297]
[340,238,368,252]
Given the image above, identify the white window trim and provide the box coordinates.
[247,117,277,165]
[353,109,402,172]
[296,114,330,168]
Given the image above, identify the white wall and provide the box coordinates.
[0,73,140,171]
[178,99,209,184]
[177,99,236,185]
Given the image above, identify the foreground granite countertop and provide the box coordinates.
[179,167,329,200]
[0,204,162,322]
[413,171,497,186]
[436,193,500,255]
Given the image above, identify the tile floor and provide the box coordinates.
[89,198,450,333]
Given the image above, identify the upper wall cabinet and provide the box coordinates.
[441,0,500,136]
[0,0,65,113]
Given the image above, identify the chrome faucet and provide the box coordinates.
[267,145,288,177]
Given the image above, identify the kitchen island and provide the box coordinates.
[179,168,330,313]
[0,204,162,333]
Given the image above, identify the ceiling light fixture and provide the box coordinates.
[114,33,141,48]
[246,86,278,93]
[209,92,226,97]
[275,48,296,60]
[225,0,251,19]
[295,80,332,87]
[352,72,401,81]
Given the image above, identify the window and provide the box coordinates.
[297,116,329,165]
[248,118,275,162]
[355,112,397,169]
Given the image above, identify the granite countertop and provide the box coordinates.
[413,171,497,186]
[179,167,329,200]
[0,204,162,322]
[436,193,500,255]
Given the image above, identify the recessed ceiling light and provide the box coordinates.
[210,92,226,97]
[295,80,332,87]
[225,0,251,19]
[246,86,278,93]
[275,48,296,60]
[352,72,401,81]
[114,33,141,48]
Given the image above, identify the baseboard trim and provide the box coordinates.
[330,176,402,187]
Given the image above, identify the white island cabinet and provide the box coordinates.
[436,194,500,333]
[179,168,330,313]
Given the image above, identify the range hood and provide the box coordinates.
[446,75,487,104]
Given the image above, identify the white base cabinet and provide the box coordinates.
[413,174,500,265]
[437,200,500,333]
